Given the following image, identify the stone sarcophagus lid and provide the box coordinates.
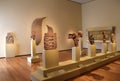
[44,25,57,50]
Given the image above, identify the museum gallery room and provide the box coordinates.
[0,0,120,81]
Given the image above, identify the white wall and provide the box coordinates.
[82,0,120,50]
[0,0,82,57]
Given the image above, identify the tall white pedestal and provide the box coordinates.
[88,44,96,57]
[109,43,117,52]
[42,49,59,68]
[27,39,40,63]
[78,38,83,55]
[102,43,107,53]
[6,44,16,57]
[72,47,80,61]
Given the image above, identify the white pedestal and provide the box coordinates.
[78,38,83,54]
[42,49,59,68]
[109,43,117,52]
[72,47,80,61]
[102,43,107,53]
[27,56,40,63]
[88,44,96,57]
[6,44,17,57]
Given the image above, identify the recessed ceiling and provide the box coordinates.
[70,0,95,4]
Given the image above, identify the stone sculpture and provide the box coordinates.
[102,32,106,43]
[72,32,79,47]
[6,32,14,44]
[44,25,57,50]
[89,34,94,45]
[68,32,79,47]
[111,26,116,43]
[78,31,82,38]
[31,17,46,45]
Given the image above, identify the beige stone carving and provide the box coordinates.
[89,34,94,45]
[68,32,79,47]
[111,26,116,43]
[44,25,57,50]
[6,32,14,44]
[31,17,46,45]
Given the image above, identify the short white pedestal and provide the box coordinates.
[88,44,96,57]
[27,56,40,63]
[109,43,117,52]
[42,49,59,68]
[102,43,107,53]
[6,44,17,57]
[78,38,83,55]
[72,47,80,61]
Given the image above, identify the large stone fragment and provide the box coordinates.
[31,17,46,45]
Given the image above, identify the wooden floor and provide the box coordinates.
[0,50,120,81]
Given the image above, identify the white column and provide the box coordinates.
[109,43,117,52]
[102,43,107,53]
[42,50,59,68]
[72,47,80,61]
[31,39,36,57]
[88,44,96,57]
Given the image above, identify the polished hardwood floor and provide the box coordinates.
[0,50,120,81]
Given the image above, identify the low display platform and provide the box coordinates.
[31,51,120,81]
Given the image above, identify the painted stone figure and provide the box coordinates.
[6,32,14,44]
[89,34,94,45]
[102,32,106,43]
[31,17,46,45]
[44,25,57,50]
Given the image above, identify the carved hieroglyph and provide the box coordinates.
[31,17,46,45]
[44,25,57,50]
[6,32,14,44]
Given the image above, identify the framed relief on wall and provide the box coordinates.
[88,30,111,40]
[87,27,115,41]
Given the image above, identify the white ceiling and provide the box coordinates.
[71,0,95,4]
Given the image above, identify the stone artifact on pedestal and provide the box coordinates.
[27,35,40,63]
[109,26,117,52]
[102,32,108,53]
[68,32,79,47]
[78,31,83,55]
[72,47,80,61]
[6,32,19,57]
[68,32,80,61]
[88,34,96,57]
[42,25,59,68]
[28,17,46,63]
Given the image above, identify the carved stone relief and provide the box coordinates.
[6,32,14,44]
[44,25,57,50]
[88,34,94,45]
[68,32,80,47]
[31,17,46,45]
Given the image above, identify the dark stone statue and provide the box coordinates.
[89,34,94,45]
[102,32,106,43]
